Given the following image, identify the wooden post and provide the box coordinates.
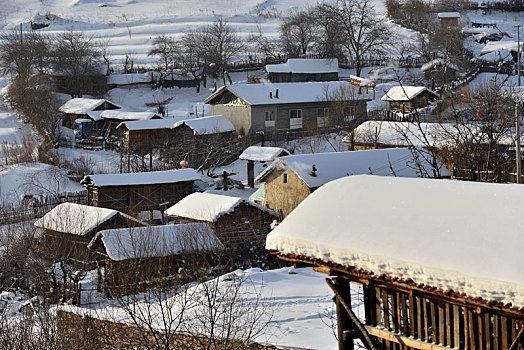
[334,277,354,350]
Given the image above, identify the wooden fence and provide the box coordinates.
[0,192,87,225]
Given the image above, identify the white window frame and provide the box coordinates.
[265,110,275,127]
[289,109,303,129]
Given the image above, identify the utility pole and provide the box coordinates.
[516,25,521,183]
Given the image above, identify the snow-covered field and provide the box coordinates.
[63,267,366,349]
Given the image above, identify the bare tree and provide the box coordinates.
[320,0,393,76]
[182,18,245,78]
[148,34,179,72]
[51,31,104,97]
[438,75,517,182]
[279,9,318,57]
[0,30,51,79]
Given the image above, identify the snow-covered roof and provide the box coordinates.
[477,49,513,63]
[165,192,278,222]
[93,223,223,261]
[117,117,188,131]
[437,12,460,18]
[173,115,235,135]
[59,98,119,114]
[349,121,458,148]
[266,58,339,74]
[34,202,143,236]
[481,40,524,55]
[239,146,291,162]
[381,86,437,101]
[98,110,159,121]
[266,175,524,310]
[205,81,370,106]
[81,168,200,187]
[256,148,450,188]
[107,73,152,85]
[421,58,459,72]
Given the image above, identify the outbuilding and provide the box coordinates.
[35,202,145,262]
[89,223,222,296]
[267,175,524,349]
[256,148,451,218]
[81,169,200,216]
[165,192,278,260]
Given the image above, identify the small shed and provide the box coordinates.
[265,58,339,83]
[381,86,439,113]
[267,175,524,349]
[421,59,459,87]
[89,110,162,138]
[239,146,291,188]
[168,116,238,168]
[346,120,457,150]
[81,169,200,215]
[107,73,153,90]
[256,148,451,218]
[59,98,121,130]
[437,12,460,27]
[165,192,278,250]
[89,223,222,296]
[34,202,145,262]
[117,117,188,151]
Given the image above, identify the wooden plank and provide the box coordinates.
[409,293,416,338]
[383,289,391,330]
[485,312,492,350]
[469,309,476,349]
[501,316,508,349]
[445,303,451,347]
[364,325,456,350]
[438,301,445,346]
[423,298,429,342]
[464,307,470,349]
[364,283,376,326]
[478,312,484,350]
[509,327,524,350]
[417,296,424,341]
[431,300,437,344]
[334,278,354,350]
[375,287,382,327]
[401,293,408,336]
[326,278,377,350]
[494,314,500,350]
[453,305,460,349]
[392,291,400,334]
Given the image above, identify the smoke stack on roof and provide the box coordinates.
[269,91,273,98]
[275,89,279,98]
[311,164,317,177]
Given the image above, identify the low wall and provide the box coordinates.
[57,310,277,349]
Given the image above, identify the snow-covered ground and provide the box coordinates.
[65,266,366,349]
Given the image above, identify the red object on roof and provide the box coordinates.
[502,32,512,38]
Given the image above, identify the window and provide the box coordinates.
[283,173,288,183]
[290,109,302,119]
[265,111,275,127]
[344,105,355,122]
[289,109,303,129]
[265,111,275,121]
[317,108,330,127]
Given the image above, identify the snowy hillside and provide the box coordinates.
[1,0,388,67]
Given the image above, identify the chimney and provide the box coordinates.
[311,164,317,177]
[269,91,273,98]
[275,89,279,98]
[247,160,255,188]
